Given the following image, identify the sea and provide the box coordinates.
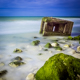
[0,16,80,80]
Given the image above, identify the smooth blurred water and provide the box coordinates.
[0,17,80,35]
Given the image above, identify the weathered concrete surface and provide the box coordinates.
[40,17,74,36]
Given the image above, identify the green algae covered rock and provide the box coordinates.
[9,61,25,67]
[68,35,80,40]
[54,46,62,51]
[68,36,73,40]
[35,53,80,80]
[32,40,40,46]
[44,43,52,48]
[13,48,23,53]
[13,56,23,62]
[0,70,7,77]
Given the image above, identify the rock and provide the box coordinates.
[0,62,5,67]
[44,43,52,48]
[13,48,23,53]
[54,46,62,51]
[9,61,25,67]
[33,36,38,38]
[51,42,59,47]
[26,73,35,80]
[77,46,80,52]
[32,40,40,46]
[38,53,42,55]
[43,49,48,51]
[35,53,80,80]
[0,70,7,77]
[13,56,23,62]
[68,36,73,40]
[68,35,80,40]
[64,44,70,48]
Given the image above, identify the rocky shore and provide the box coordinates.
[0,35,80,80]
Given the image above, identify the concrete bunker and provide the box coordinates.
[40,17,74,36]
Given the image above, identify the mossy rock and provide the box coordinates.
[0,70,7,77]
[32,40,40,46]
[74,36,80,40]
[54,46,62,51]
[44,43,52,48]
[68,36,73,40]
[68,35,80,40]
[9,61,25,67]
[13,48,23,53]
[35,53,80,80]
[13,56,23,62]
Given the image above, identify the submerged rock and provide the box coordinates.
[43,49,48,51]
[44,43,52,48]
[54,46,62,51]
[13,48,23,53]
[64,44,71,48]
[38,53,42,55]
[13,56,23,62]
[33,36,38,38]
[9,61,25,67]
[0,62,5,67]
[32,40,40,46]
[35,53,80,80]
[0,70,7,77]
[77,46,80,52]
[26,73,35,80]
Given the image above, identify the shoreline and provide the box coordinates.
[0,32,80,80]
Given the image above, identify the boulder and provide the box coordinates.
[13,48,23,53]
[35,53,80,80]
[51,42,59,47]
[32,40,40,46]
[68,36,73,40]
[77,46,80,52]
[26,73,35,80]
[44,43,52,48]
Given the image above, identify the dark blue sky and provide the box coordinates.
[0,0,80,16]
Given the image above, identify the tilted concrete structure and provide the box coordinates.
[40,17,74,36]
